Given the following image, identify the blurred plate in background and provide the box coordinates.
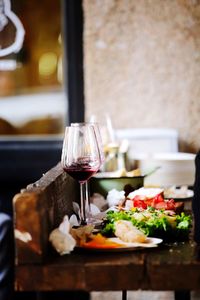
[137,152,195,187]
[164,188,194,201]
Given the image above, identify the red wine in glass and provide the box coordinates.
[63,159,99,182]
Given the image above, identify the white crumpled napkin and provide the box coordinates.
[72,201,101,222]
[49,215,76,255]
[106,189,125,207]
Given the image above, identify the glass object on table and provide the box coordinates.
[90,114,119,172]
[61,124,102,225]
[71,122,105,224]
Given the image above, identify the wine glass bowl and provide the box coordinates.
[61,124,102,225]
[63,156,100,183]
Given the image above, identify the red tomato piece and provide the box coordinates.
[144,198,153,206]
[154,202,168,210]
[133,199,147,209]
[153,194,164,203]
[166,199,175,210]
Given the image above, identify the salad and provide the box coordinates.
[101,208,192,242]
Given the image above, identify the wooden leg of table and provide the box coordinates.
[122,290,127,300]
[174,290,190,300]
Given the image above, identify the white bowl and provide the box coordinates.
[137,152,196,187]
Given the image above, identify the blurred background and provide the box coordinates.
[0,0,65,215]
[83,0,200,153]
[0,0,65,133]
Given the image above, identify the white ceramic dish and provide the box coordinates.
[164,188,194,201]
[137,152,195,187]
[76,237,163,252]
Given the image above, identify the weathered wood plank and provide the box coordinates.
[16,241,200,292]
[15,251,145,291]
[15,253,86,291]
[84,252,145,290]
[14,163,79,264]
[147,242,200,290]
[14,192,46,264]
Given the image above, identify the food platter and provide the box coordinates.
[76,237,163,252]
[49,186,192,255]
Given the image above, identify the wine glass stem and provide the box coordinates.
[85,181,91,217]
[80,182,87,225]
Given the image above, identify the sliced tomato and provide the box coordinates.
[153,194,164,203]
[144,198,153,206]
[166,199,175,210]
[149,194,164,207]
[154,202,168,210]
[133,199,147,209]
[130,193,176,211]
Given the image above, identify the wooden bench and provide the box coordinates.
[13,163,200,299]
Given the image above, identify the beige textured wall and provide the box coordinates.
[83,0,200,153]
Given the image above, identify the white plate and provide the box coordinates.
[76,237,163,252]
[164,189,194,201]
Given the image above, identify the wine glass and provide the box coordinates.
[61,123,102,225]
[90,113,116,148]
[89,114,119,171]
[71,122,105,224]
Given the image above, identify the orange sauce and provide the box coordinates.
[81,233,124,249]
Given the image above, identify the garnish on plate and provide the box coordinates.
[70,224,95,245]
[80,233,125,249]
[70,225,124,249]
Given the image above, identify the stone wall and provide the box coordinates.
[83,0,200,153]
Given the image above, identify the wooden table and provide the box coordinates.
[13,164,199,300]
[15,241,200,291]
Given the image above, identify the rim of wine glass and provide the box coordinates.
[70,122,105,164]
[70,122,99,127]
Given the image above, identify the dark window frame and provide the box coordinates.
[62,0,85,124]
